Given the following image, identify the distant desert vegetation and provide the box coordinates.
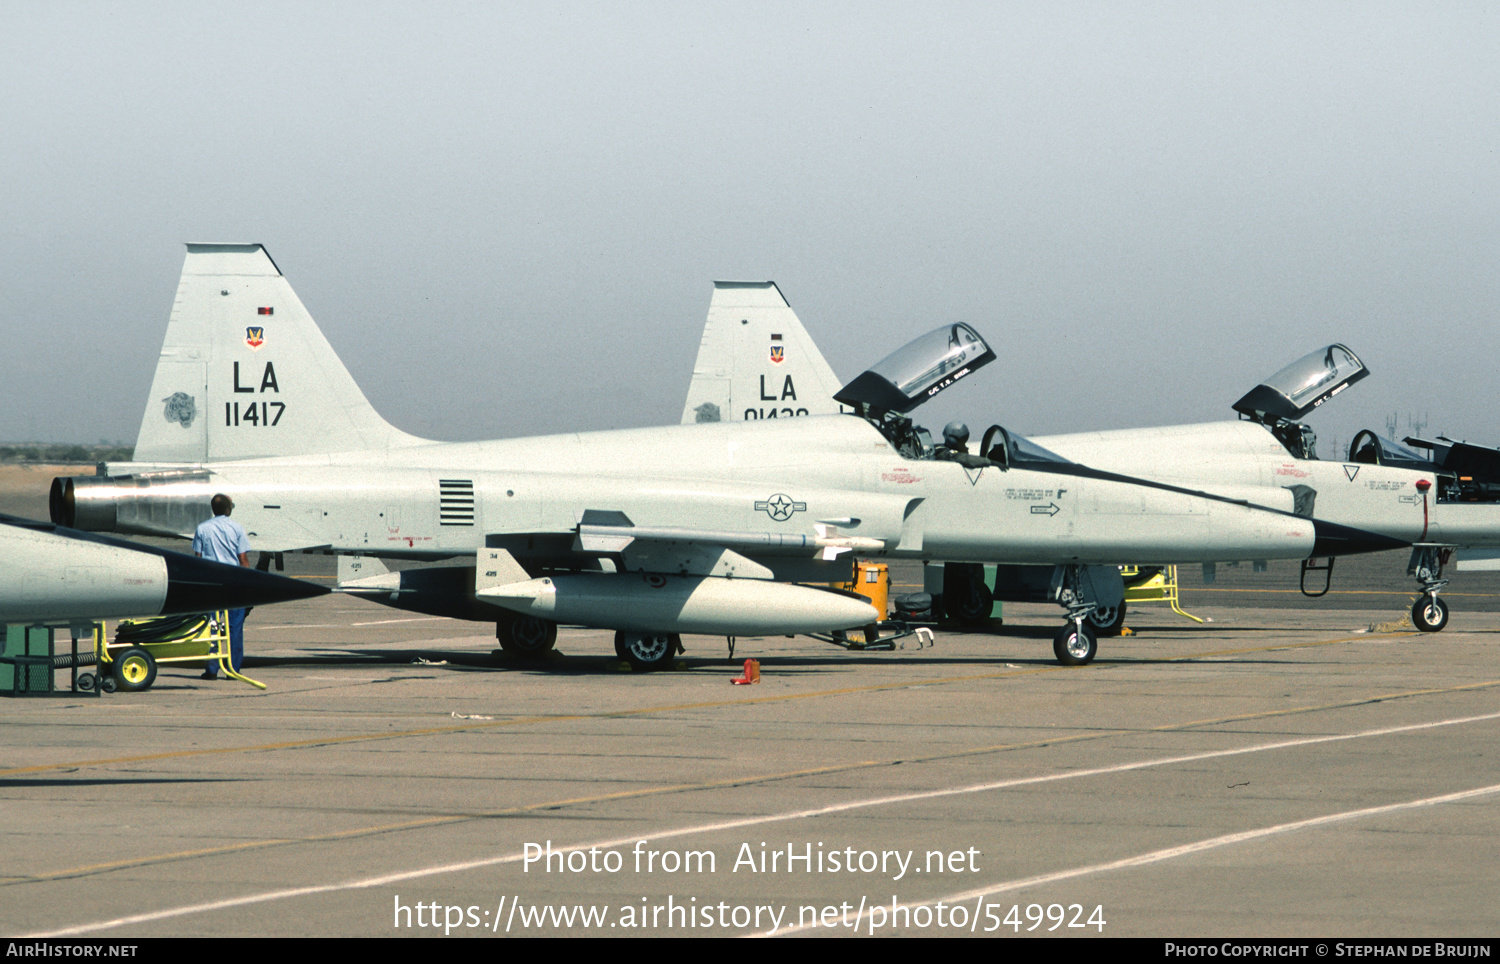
[0,444,131,519]
[0,463,83,520]
[0,443,131,464]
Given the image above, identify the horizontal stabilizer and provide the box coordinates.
[337,554,397,590]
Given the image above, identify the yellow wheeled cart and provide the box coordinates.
[81,610,266,693]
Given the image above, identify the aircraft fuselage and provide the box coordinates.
[64,416,1331,570]
[1032,420,1499,547]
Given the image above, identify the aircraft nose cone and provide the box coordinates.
[161,553,328,614]
[1310,519,1409,558]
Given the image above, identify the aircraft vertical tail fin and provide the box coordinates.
[133,244,427,463]
[680,281,846,425]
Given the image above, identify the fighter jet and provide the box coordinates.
[0,514,327,624]
[49,245,1400,668]
[1028,346,1500,632]
[679,287,1494,634]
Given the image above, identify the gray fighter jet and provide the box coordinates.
[50,246,1399,668]
[680,286,1494,633]
[1028,347,1500,633]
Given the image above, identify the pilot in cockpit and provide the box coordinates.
[934,422,970,461]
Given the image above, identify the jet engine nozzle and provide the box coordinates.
[49,471,215,538]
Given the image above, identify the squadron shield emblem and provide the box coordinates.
[245,326,265,350]
[769,344,785,364]
[162,392,197,428]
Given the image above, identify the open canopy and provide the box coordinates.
[834,323,997,414]
[1232,344,1368,423]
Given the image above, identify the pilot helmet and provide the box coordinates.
[942,421,970,449]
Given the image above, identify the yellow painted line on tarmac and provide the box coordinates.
[0,630,1437,779]
[1181,587,1500,598]
[12,674,1500,887]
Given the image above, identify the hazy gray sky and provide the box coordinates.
[3,2,1496,456]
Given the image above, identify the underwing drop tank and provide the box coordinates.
[477,572,879,636]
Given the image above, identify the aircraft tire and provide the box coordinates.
[1086,602,1127,637]
[496,613,558,659]
[1412,596,1449,633]
[616,631,678,671]
[113,648,157,692]
[946,566,993,625]
[1053,623,1097,666]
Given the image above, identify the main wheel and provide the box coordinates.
[496,613,558,658]
[945,566,993,625]
[615,631,679,671]
[113,648,157,692]
[1052,622,1097,666]
[1412,596,1449,633]
[1086,601,1127,637]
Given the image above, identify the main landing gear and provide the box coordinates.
[495,611,558,659]
[1085,601,1127,637]
[1408,547,1452,633]
[614,631,681,671]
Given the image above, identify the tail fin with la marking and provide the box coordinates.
[680,281,847,425]
[133,243,427,463]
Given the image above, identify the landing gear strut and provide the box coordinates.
[1408,547,1452,633]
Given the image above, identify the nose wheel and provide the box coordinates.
[1407,547,1452,633]
[1053,620,1097,666]
[1412,595,1449,633]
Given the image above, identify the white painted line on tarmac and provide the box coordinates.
[258,617,449,629]
[32,708,1500,937]
[762,781,1500,936]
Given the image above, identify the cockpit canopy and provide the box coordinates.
[1348,431,1436,471]
[833,322,1064,468]
[835,323,997,415]
[1232,344,1368,424]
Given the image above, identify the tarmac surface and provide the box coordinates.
[4,589,1500,938]
[3,464,1499,938]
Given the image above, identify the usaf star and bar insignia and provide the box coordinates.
[755,493,807,521]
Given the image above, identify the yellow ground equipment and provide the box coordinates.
[1121,566,1204,624]
[844,561,890,618]
[77,610,266,693]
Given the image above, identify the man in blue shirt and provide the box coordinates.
[193,494,252,680]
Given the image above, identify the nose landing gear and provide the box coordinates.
[1408,547,1452,633]
[1052,565,1112,665]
